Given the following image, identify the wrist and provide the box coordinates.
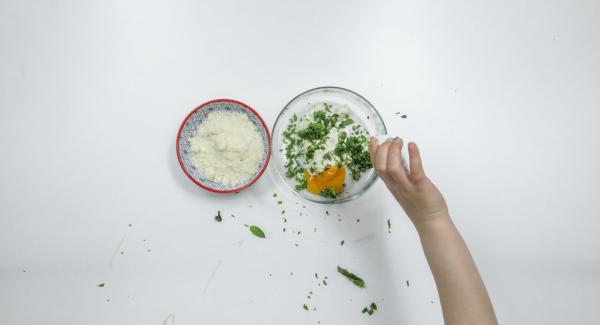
[412,210,452,234]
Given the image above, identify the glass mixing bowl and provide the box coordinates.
[271,86,387,204]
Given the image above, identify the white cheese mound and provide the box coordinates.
[189,111,264,186]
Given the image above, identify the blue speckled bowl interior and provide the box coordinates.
[177,100,270,192]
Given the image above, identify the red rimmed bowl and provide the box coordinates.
[176,99,271,193]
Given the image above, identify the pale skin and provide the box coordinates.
[369,137,498,325]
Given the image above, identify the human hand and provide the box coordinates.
[369,137,449,227]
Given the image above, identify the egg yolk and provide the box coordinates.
[304,165,346,195]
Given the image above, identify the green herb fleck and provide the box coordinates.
[323,280,327,285]
[277,200,283,205]
[340,240,345,246]
[273,192,277,197]
[249,225,265,238]
[214,211,222,222]
[303,304,309,311]
[406,280,410,287]
[337,266,365,288]
[320,188,338,199]
[97,283,105,287]
[339,117,355,128]
[387,218,391,232]
[362,302,378,316]
[315,273,318,279]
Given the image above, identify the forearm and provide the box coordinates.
[415,213,497,325]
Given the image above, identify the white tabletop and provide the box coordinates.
[1,1,599,324]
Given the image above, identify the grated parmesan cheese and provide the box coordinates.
[189,111,264,186]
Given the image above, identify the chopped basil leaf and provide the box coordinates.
[337,265,365,288]
[249,225,265,238]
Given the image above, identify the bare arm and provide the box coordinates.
[369,137,497,325]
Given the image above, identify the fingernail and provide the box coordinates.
[393,137,402,143]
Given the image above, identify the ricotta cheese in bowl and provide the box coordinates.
[271,86,387,203]
[177,99,270,193]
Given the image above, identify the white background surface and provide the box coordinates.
[1,0,599,324]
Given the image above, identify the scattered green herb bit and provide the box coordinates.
[406,280,410,287]
[340,240,345,246]
[387,218,391,232]
[320,188,337,199]
[231,214,235,218]
[362,302,377,316]
[325,211,329,215]
[283,218,287,223]
[281,210,286,215]
[277,200,283,205]
[273,192,277,197]
[294,243,299,247]
[339,117,355,128]
[315,273,319,279]
[214,210,222,222]
[323,280,327,285]
[337,266,365,288]
[97,283,105,287]
[249,225,265,238]
[303,304,309,311]
[297,231,301,235]
[401,115,407,118]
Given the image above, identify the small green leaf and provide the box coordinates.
[249,225,265,238]
[337,265,365,288]
[370,302,377,310]
[339,118,355,128]
[303,304,309,311]
[214,211,222,222]
[362,307,368,313]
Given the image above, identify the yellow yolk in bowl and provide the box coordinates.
[304,165,346,195]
